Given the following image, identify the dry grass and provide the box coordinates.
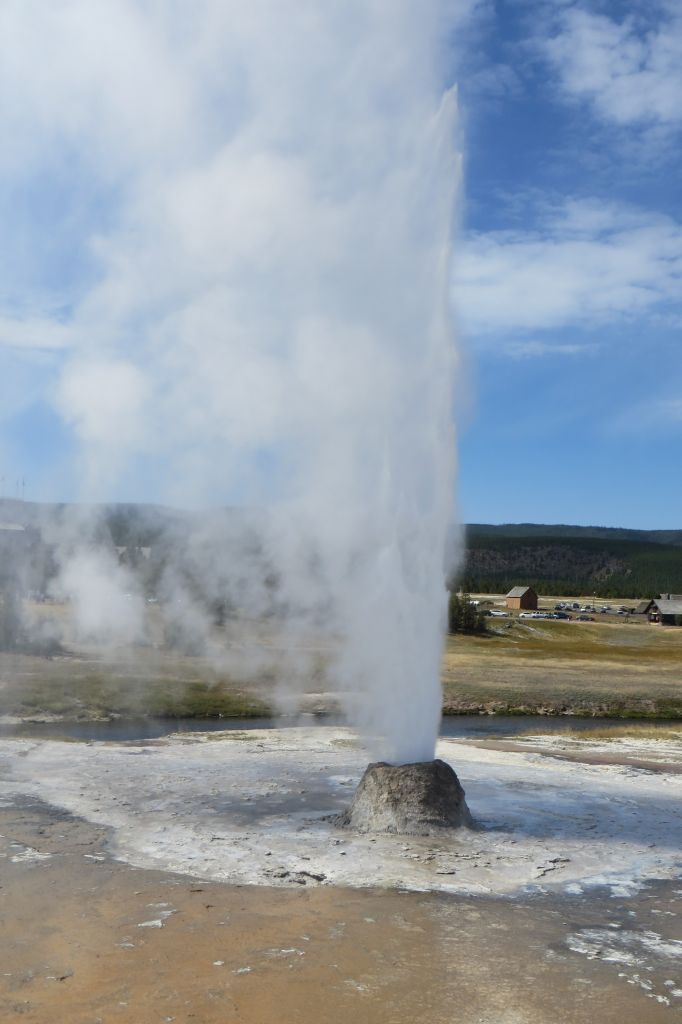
[517,724,682,742]
[3,604,681,722]
[442,618,682,718]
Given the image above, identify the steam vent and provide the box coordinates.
[339,759,472,835]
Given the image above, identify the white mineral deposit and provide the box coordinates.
[1,727,680,897]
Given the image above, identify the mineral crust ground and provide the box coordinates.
[1,726,681,1021]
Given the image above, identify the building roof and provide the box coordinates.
[654,599,682,616]
[506,586,535,598]
[634,600,654,614]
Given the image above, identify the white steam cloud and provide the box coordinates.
[57,549,145,648]
[1,1,469,762]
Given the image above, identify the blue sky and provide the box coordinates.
[0,1,680,529]
[454,0,682,528]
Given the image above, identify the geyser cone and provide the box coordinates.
[339,759,472,835]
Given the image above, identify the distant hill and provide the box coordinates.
[459,524,682,598]
[2,502,681,600]
[467,523,682,546]
[0,497,191,542]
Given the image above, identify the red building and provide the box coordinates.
[505,586,538,611]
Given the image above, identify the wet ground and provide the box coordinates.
[1,798,681,1023]
[1,724,681,1023]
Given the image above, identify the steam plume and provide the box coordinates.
[1,1,468,762]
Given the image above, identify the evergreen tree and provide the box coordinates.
[448,591,487,635]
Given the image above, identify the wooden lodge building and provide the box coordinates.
[650,595,682,626]
[505,586,538,611]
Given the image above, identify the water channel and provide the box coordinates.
[0,713,675,743]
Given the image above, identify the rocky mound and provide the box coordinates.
[339,759,472,835]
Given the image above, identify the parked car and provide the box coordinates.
[576,614,595,621]
[554,612,570,619]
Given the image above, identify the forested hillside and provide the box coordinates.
[458,526,682,598]
[468,523,682,546]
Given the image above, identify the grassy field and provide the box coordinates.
[442,617,682,718]
[0,648,272,720]
[1,601,681,722]
[0,603,330,721]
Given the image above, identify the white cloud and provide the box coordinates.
[610,394,682,435]
[0,315,73,351]
[466,61,523,101]
[542,4,682,129]
[456,198,682,341]
[655,398,682,422]
[506,341,586,359]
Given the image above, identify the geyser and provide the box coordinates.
[340,759,472,835]
[2,1,471,766]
